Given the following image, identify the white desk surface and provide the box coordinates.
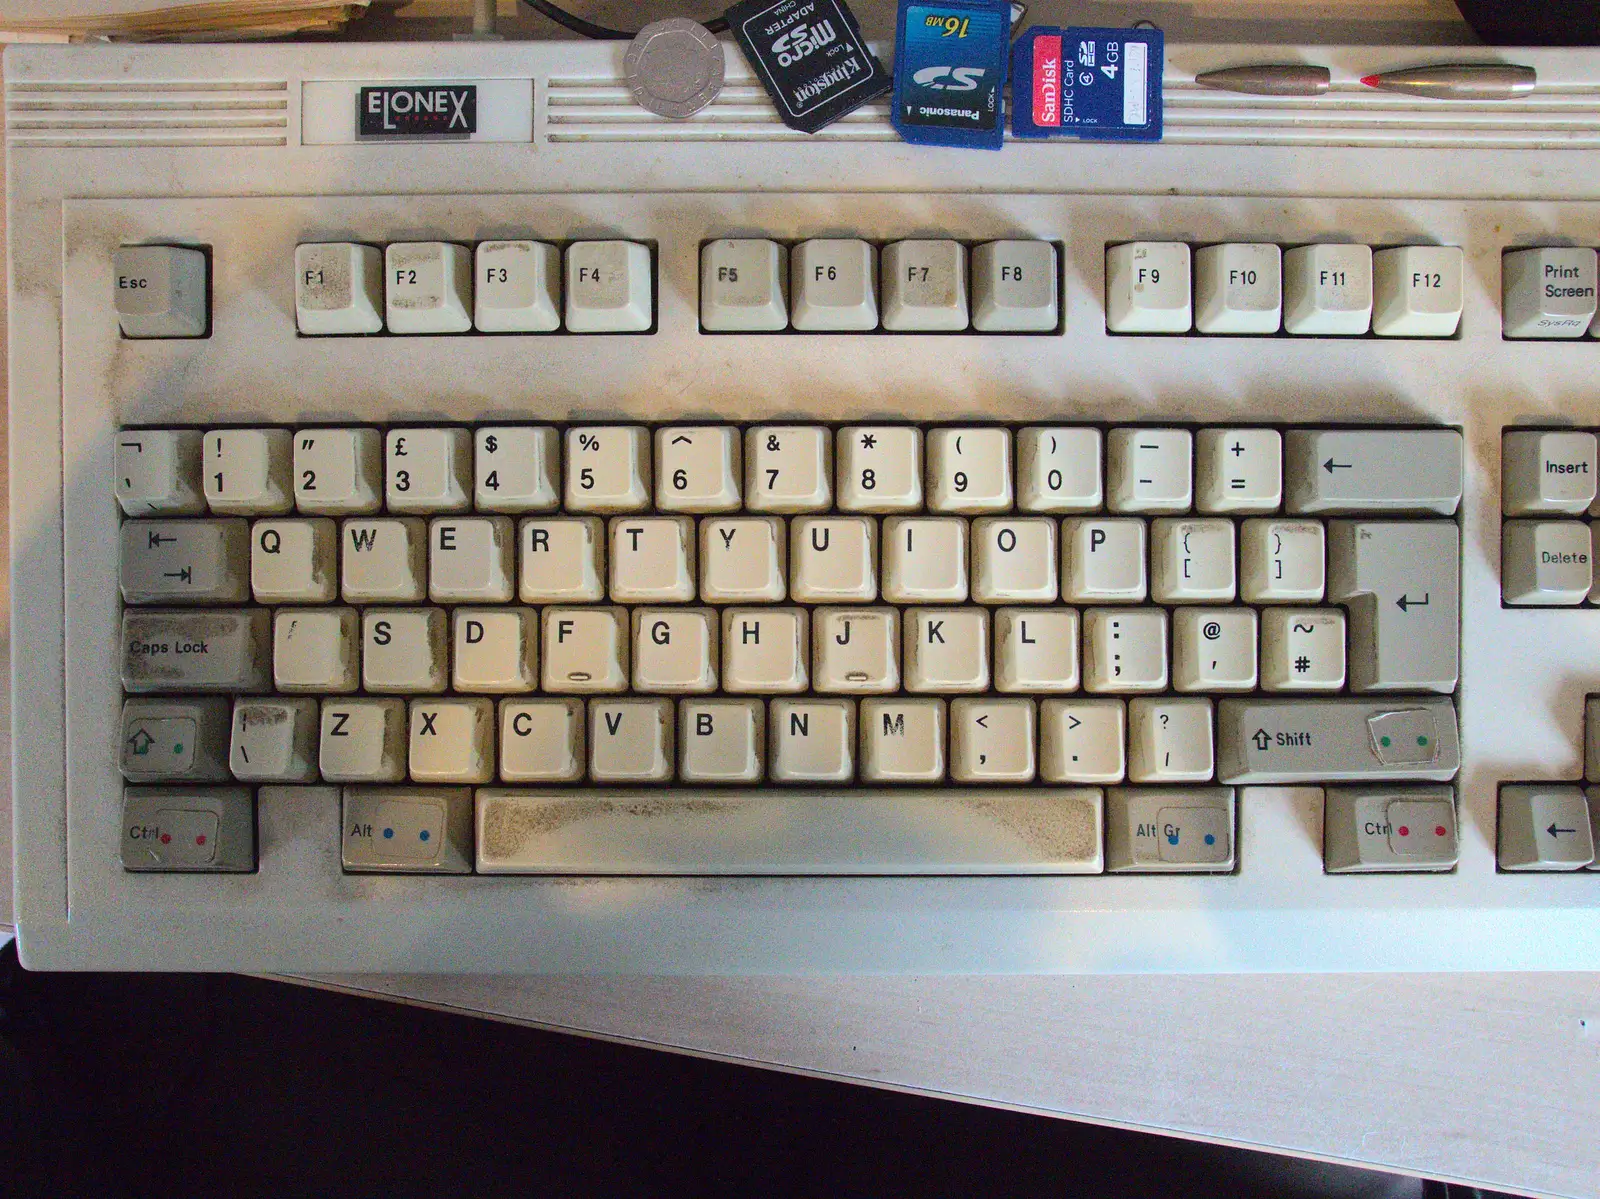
[6,2,1600,1195]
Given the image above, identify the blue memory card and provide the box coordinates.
[891,0,1010,150]
[1011,26,1163,141]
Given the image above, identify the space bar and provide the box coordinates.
[474,788,1106,875]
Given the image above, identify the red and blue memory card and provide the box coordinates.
[1011,26,1163,141]
[891,0,1011,151]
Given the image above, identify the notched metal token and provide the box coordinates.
[623,18,725,119]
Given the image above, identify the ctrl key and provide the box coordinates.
[1324,785,1457,873]
[121,787,255,872]
[342,786,472,873]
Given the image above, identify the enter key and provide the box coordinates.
[1329,520,1459,693]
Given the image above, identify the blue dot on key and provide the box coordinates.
[382,827,394,839]
[419,829,430,842]
[1204,833,1216,846]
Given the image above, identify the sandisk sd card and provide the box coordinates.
[727,0,891,134]
[1011,25,1163,141]
[891,0,1010,150]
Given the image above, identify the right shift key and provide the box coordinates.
[1329,520,1459,693]
[1286,429,1462,515]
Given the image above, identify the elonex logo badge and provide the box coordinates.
[358,85,476,139]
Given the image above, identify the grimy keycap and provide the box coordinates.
[121,608,271,693]
[1217,697,1460,784]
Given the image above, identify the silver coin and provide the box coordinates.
[623,18,724,120]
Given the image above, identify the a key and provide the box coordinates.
[1083,607,1167,693]
[474,786,1104,874]
[1151,518,1236,603]
[121,608,270,694]
[361,607,447,693]
[1107,427,1192,513]
[1502,520,1592,606]
[1324,785,1458,872]
[701,518,786,603]
[1260,607,1345,691]
[293,427,382,514]
[679,699,765,782]
[541,606,629,693]
[121,787,254,872]
[859,698,946,782]
[565,240,653,333]
[1328,520,1459,692]
[120,697,232,782]
[882,518,968,602]
[341,787,473,873]
[1502,247,1597,339]
[1196,428,1281,514]
[1241,519,1325,603]
[971,240,1059,333]
[904,608,989,693]
[881,239,968,331]
[274,607,359,693]
[790,517,877,602]
[452,608,538,693]
[1106,788,1235,872]
[1127,698,1215,784]
[475,426,560,513]
[1017,427,1102,513]
[229,696,319,782]
[813,607,900,694]
[112,245,208,339]
[564,426,651,513]
[590,698,675,781]
[120,518,249,604]
[1216,696,1460,783]
[746,426,832,512]
[950,697,1036,783]
[927,427,1011,513]
[994,608,1078,693]
[116,429,204,516]
[1039,698,1125,783]
[790,239,878,331]
[1497,784,1595,871]
[341,518,427,603]
[656,426,741,513]
[972,518,1057,603]
[1501,430,1597,516]
[1193,243,1282,335]
[1172,607,1256,692]
[385,427,470,513]
[519,517,605,602]
[721,608,808,693]
[475,240,561,332]
[295,242,384,336]
[1372,245,1463,338]
[203,428,292,515]
[1283,243,1372,335]
[499,699,586,782]
[700,239,788,332]
[429,516,515,602]
[609,517,696,602]
[632,607,718,693]
[319,698,407,783]
[769,699,855,782]
[1062,518,1147,602]
[1285,428,1462,515]
[1105,242,1192,333]
[409,698,495,784]
[837,426,922,512]
[385,242,473,335]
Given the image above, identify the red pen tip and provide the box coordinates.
[1359,74,1381,88]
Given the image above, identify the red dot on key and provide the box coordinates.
[1435,825,1447,837]
[160,833,171,844]
[1397,826,1410,837]
[196,834,207,845]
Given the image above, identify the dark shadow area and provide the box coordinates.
[0,943,1508,1199]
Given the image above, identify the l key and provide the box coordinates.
[1329,520,1459,693]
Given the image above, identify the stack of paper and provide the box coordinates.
[0,0,376,41]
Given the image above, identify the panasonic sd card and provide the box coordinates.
[727,0,891,134]
[1011,26,1163,141]
[891,0,1010,150]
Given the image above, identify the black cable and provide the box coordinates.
[520,0,728,39]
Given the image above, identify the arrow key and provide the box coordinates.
[120,518,250,604]
[1497,784,1595,871]
[1329,520,1459,693]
